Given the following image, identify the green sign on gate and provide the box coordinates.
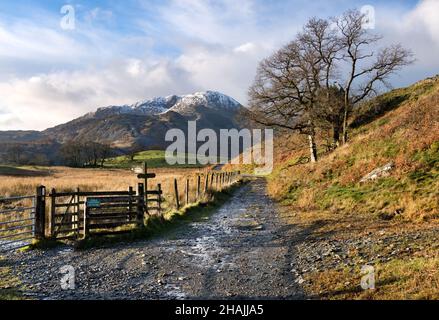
[86,198,101,208]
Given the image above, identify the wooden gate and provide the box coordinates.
[83,188,144,237]
[49,187,141,240]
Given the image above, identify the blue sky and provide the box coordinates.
[0,0,437,130]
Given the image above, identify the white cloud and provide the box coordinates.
[234,42,257,53]
[0,58,196,130]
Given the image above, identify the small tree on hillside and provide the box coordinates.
[97,143,112,168]
[125,143,143,162]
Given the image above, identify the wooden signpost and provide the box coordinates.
[135,162,157,212]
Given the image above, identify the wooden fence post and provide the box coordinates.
[210,173,215,192]
[128,186,133,222]
[186,179,190,206]
[35,186,46,240]
[83,198,88,239]
[137,183,145,227]
[204,173,209,194]
[174,179,180,210]
[196,175,201,200]
[157,184,162,215]
[73,187,79,235]
[50,188,56,238]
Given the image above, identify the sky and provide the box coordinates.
[0,0,437,131]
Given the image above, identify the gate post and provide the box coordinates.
[204,174,209,195]
[128,186,133,222]
[83,198,89,239]
[185,179,190,206]
[196,175,201,200]
[210,173,215,192]
[35,186,46,240]
[137,183,145,227]
[50,188,56,239]
[157,184,162,215]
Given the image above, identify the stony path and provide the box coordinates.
[3,178,305,300]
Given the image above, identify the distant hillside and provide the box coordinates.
[0,91,244,164]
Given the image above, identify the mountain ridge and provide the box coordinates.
[0,91,245,164]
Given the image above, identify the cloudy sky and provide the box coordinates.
[0,0,437,130]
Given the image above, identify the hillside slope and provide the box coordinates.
[268,76,439,221]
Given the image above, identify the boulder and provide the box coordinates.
[360,162,395,183]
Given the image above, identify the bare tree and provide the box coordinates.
[5,143,24,165]
[248,42,316,161]
[299,18,345,147]
[59,141,84,167]
[97,143,112,168]
[335,10,414,144]
[125,143,144,162]
[248,21,337,162]
[248,9,413,160]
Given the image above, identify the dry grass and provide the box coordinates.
[0,166,202,197]
[278,204,439,300]
[305,251,439,300]
[0,166,224,207]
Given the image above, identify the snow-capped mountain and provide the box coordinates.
[92,91,242,118]
[36,90,245,150]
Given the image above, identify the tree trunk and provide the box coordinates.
[308,134,318,163]
[342,96,350,145]
[342,118,348,145]
[333,123,341,148]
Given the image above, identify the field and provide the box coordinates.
[105,150,202,169]
[0,165,213,208]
